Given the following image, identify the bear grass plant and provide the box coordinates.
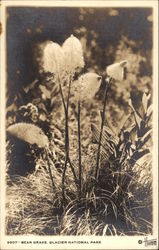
[6,35,152,236]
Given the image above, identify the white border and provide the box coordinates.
[0,0,159,7]
[0,1,158,249]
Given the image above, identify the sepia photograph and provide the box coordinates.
[0,0,158,249]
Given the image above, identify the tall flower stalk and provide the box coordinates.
[95,60,127,181]
[43,35,85,203]
[62,76,74,203]
[77,100,82,199]
[75,73,102,198]
[61,35,84,202]
[45,148,56,193]
[95,77,112,180]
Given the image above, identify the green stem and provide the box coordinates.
[95,78,112,180]
[62,155,68,203]
[61,76,77,202]
[57,77,67,203]
[68,157,78,186]
[62,103,69,203]
[45,149,55,192]
[78,100,82,199]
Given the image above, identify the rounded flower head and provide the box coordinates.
[106,60,128,81]
[7,123,49,148]
[62,34,85,75]
[73,72,102,101]
[42,41,64,77]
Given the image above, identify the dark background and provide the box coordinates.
[7,8,152,86]
[6,7,152,115]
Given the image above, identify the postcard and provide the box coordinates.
[0,1,158,249]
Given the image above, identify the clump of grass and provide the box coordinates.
[61,202,119,235]
[6,152,77,235]
[86,90,153,235]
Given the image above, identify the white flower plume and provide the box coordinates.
[42,41,64,77]
[62,34,85,74]
[106,60,128,81]
[73,72,102,101]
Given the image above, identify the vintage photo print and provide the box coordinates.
[0,0,158,249]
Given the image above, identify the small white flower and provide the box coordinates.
[73,72,102,101]
[42,41,64,77]
[106,60,128,81]
[62,34,85,75]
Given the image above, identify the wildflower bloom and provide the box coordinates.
[106,60,127,81]
[42,41,64,78]
[73,72,102,101]
[18,103,39,123]
[62,34,85,75]
[7,123,49,148]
